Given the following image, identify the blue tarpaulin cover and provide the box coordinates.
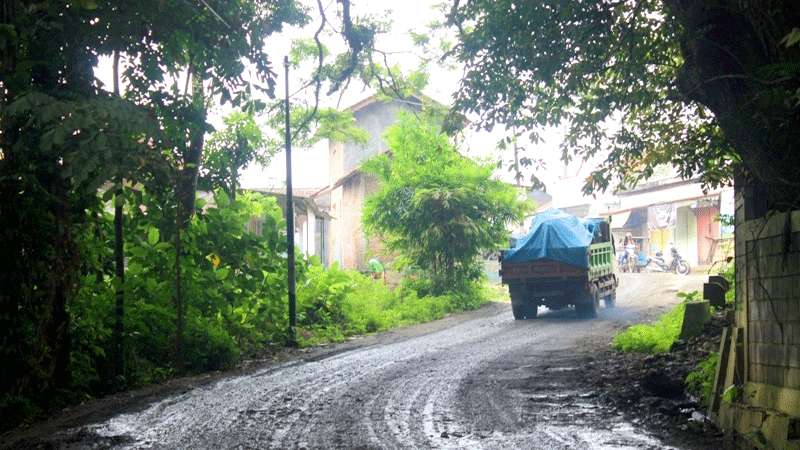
[504,209,594,268]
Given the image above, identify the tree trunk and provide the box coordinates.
[177,75,206,228]
[665,0,800,216]
[49,181,73,391]
[175,66,206,371]
[173,71,205,371]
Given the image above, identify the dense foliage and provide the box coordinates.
[362,113,530,295]
[0,0,381,430]
[296,263,489,346]
[445,0,800,212]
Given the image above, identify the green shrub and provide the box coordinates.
[294,261,491,347]
[183,312,240,372]
[68,189,291,391]
[12,186,497,429]
[612,301,686,353]
[722,263,735,305]
[685,352,719,405]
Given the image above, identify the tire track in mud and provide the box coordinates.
[76,273,702,449]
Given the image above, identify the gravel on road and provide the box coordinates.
[5,273,711,449]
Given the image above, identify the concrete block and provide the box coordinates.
[751,345,761,366]
[765,212,788,238]
[680,300,712,339]
[788,346,800,369]
[737,406,766,436]
[704,282,727,308]
[746,381,800,422]
[788,368,800,389]
[763,365,786,387]
[762,413,791,449]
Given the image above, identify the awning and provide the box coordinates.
[609,210,631,229]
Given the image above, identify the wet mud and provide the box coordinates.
[4,274,717,449]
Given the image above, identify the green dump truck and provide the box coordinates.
[499,209,618,319]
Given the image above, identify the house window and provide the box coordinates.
[315,217,327,266]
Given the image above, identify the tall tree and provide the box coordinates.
[362,112,530,295]
[444,0,800,213]
[0,0,378,406]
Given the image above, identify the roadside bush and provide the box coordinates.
[612,302,686,353]
[685,352,719,405]
[295,261,491,347]
[8,185,497,430]
[69,189,291,392]
[721,263,735,305]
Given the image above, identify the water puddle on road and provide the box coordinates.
[523,387,672,449]
[434,424,672,450]
[434,385,675,449]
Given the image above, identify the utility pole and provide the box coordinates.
[283,56,297,346]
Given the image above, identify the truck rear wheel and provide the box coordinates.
[512,303,538,320]
[509,285,538,320]
[575,287,599,319]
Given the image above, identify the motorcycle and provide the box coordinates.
[618,249,648,273]
[645,247,691,275]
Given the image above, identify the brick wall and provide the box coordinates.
[739,211,800,389]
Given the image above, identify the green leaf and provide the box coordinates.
[215,190,230,208]
[215,267,230,280]
[781,28,800,48]
[147,227,160,245]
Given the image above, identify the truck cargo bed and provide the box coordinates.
[500,259,586,280]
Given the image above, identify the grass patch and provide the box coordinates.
[295,263,491,347]
[483,282,510,303]
[612,302,686,353]
[685,352,719,405]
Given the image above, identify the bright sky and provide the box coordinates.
[236,0,575,192]
[95,0,605,205]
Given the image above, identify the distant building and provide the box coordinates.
[246,187,331,263]
[510,189,553,238]
[605,176,734,266]
[315,94,431,271]
[548,162,733,266]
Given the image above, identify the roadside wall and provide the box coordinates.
[738,210,800,391]
[718,188,800,447]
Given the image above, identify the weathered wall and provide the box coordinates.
[340,174,365,270]
[325,173,391,271]
[329,141,344,185]
[675,205,698,265]
[740,211,800,390]
[329,185,343,266]
[325,97,421,270]
[715,189,800,448]
[342,101,415,174]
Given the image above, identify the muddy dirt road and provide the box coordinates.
[47,273,705,449]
